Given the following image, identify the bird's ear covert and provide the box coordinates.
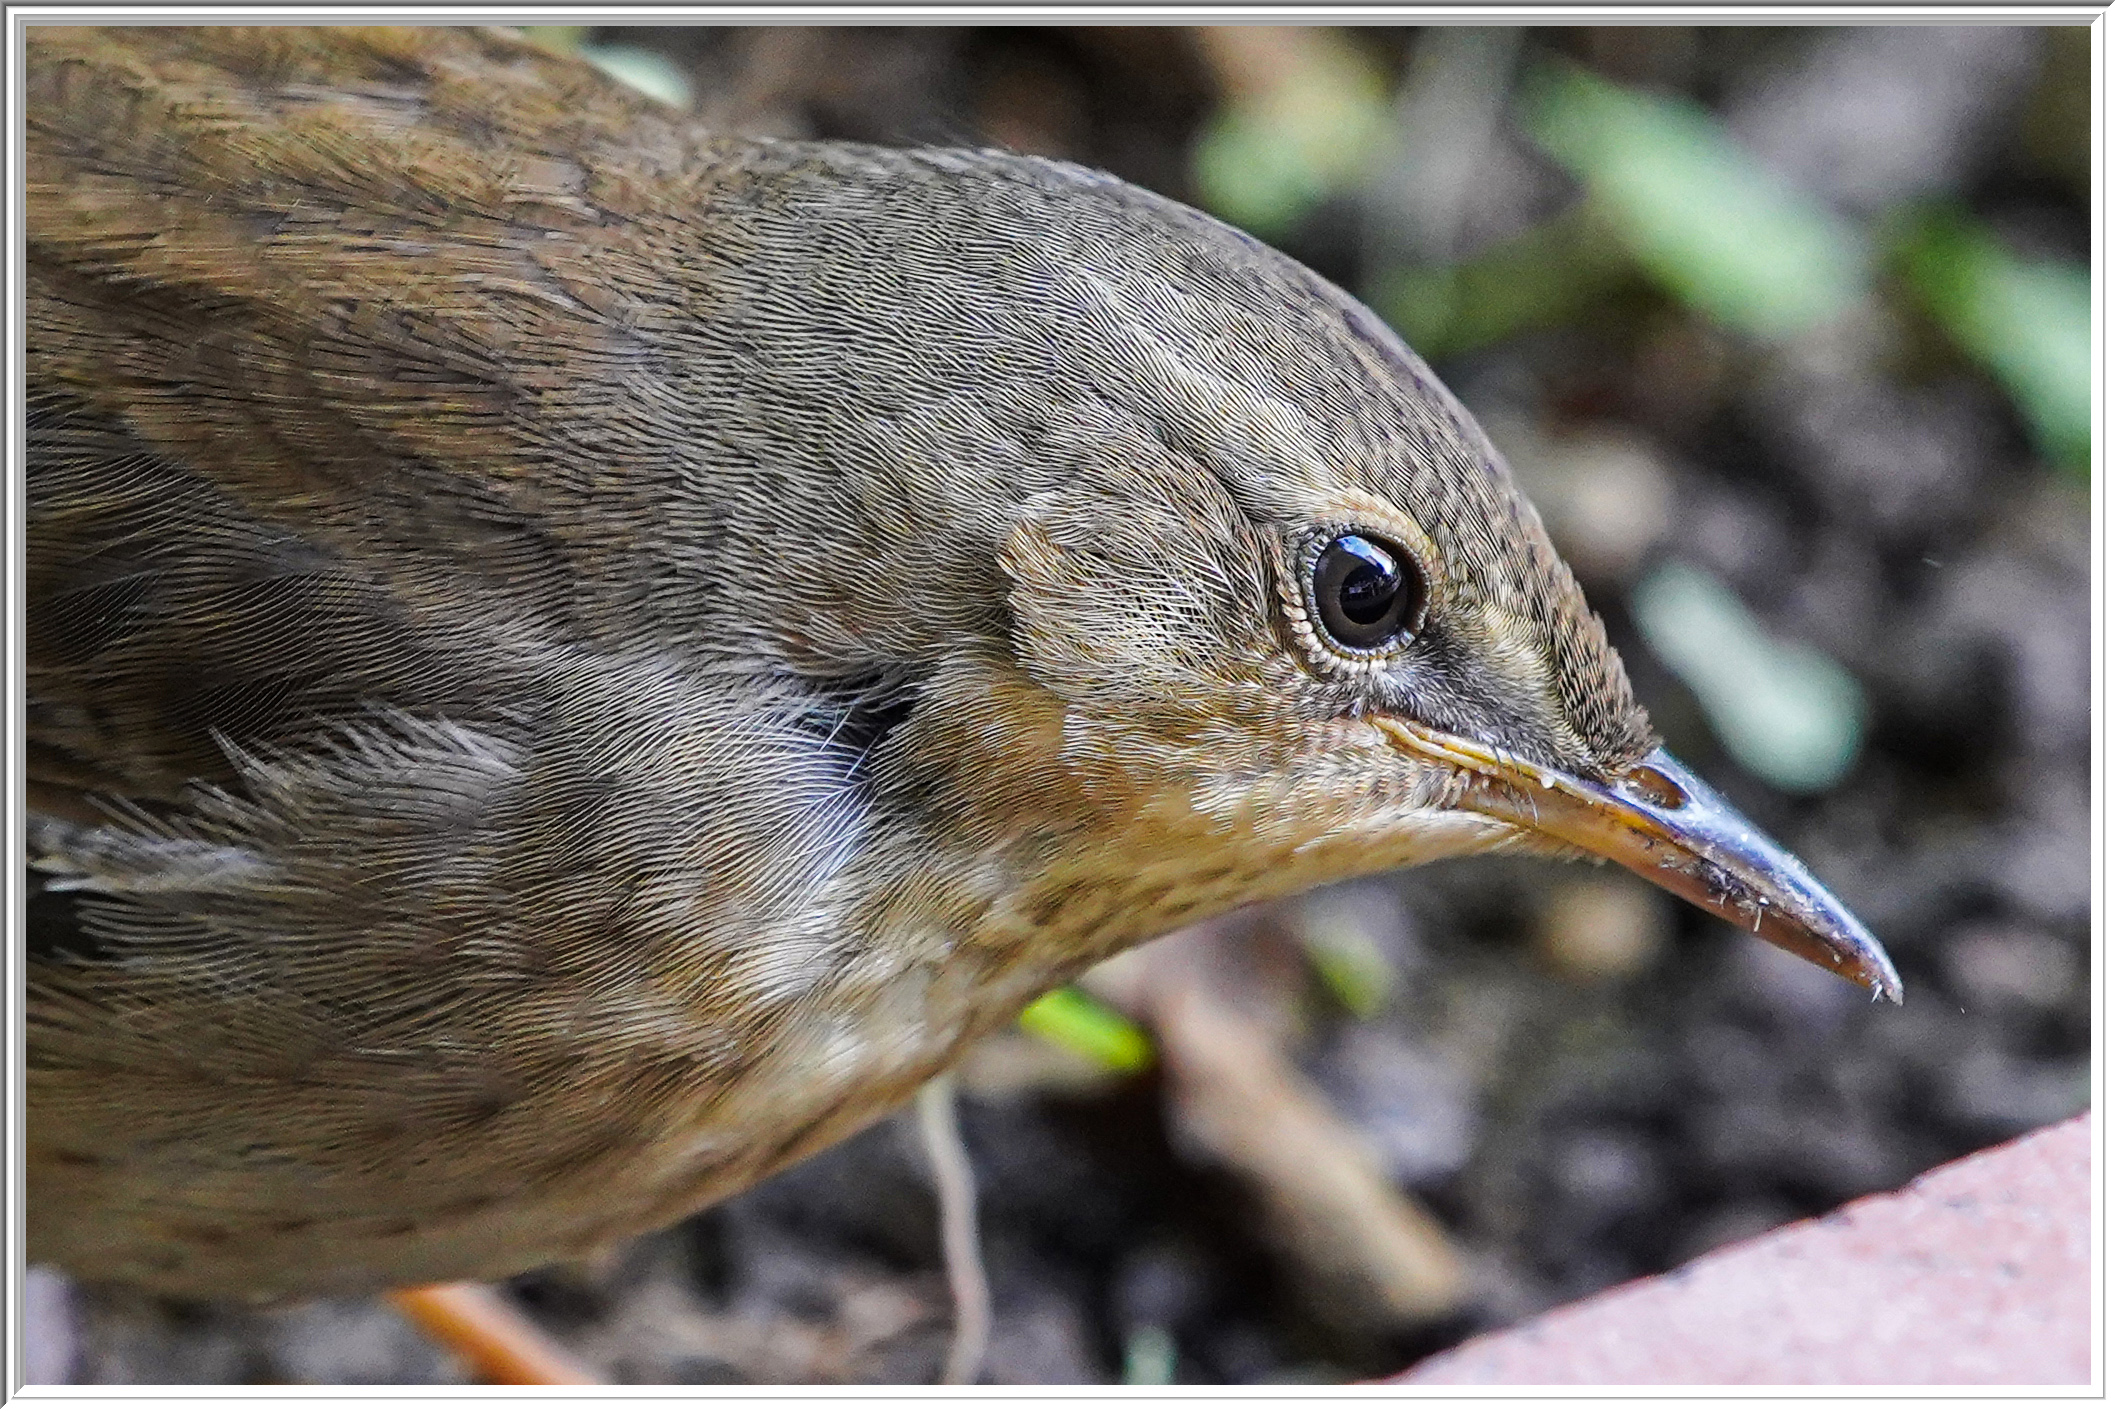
[996,461,1279,711]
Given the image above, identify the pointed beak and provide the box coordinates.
[1376,720,1902,1003]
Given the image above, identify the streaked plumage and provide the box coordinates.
[26,26,1888,1301]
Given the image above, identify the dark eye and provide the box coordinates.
[1310,532,1425,653]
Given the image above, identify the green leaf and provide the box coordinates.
[1899,209,2091,477]
[578,44,692,109]
[518,25,588,53]
[1370,206,1629,357]
[1299,914,1398,1019]
[1632,562,1866,794]
[1523,65,1868,338]
[1018,987,1155,1074]
[1122,1326,1179,1385]
[1192,37,1392,241]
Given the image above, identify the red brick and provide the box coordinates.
[1399,1115,2092,1385]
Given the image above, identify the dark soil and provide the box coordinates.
[40,24,2090,1386]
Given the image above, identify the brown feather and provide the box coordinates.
[29,26,1652,1297]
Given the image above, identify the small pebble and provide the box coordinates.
[1534,874,1670,982]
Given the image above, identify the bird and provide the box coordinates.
[26,24,1900,1312]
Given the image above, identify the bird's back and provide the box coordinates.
[27,26,984,1296]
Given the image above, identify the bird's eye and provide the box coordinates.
[1309,532,1426,655]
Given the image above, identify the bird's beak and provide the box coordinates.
[1376,719,1902,1003]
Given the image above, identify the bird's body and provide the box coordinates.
[27,26,1896,1302]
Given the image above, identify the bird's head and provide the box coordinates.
[692,145,1900,1004]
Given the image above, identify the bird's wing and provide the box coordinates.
[26,390,517,805]
[25,25,769,803]
[27,20,845,1135]
[25,379,883,1283]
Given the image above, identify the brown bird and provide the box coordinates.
[27,25,1899,1311]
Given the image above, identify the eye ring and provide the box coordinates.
[1299,529,1428,658]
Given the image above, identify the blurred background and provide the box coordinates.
[51,23,2092,1385]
